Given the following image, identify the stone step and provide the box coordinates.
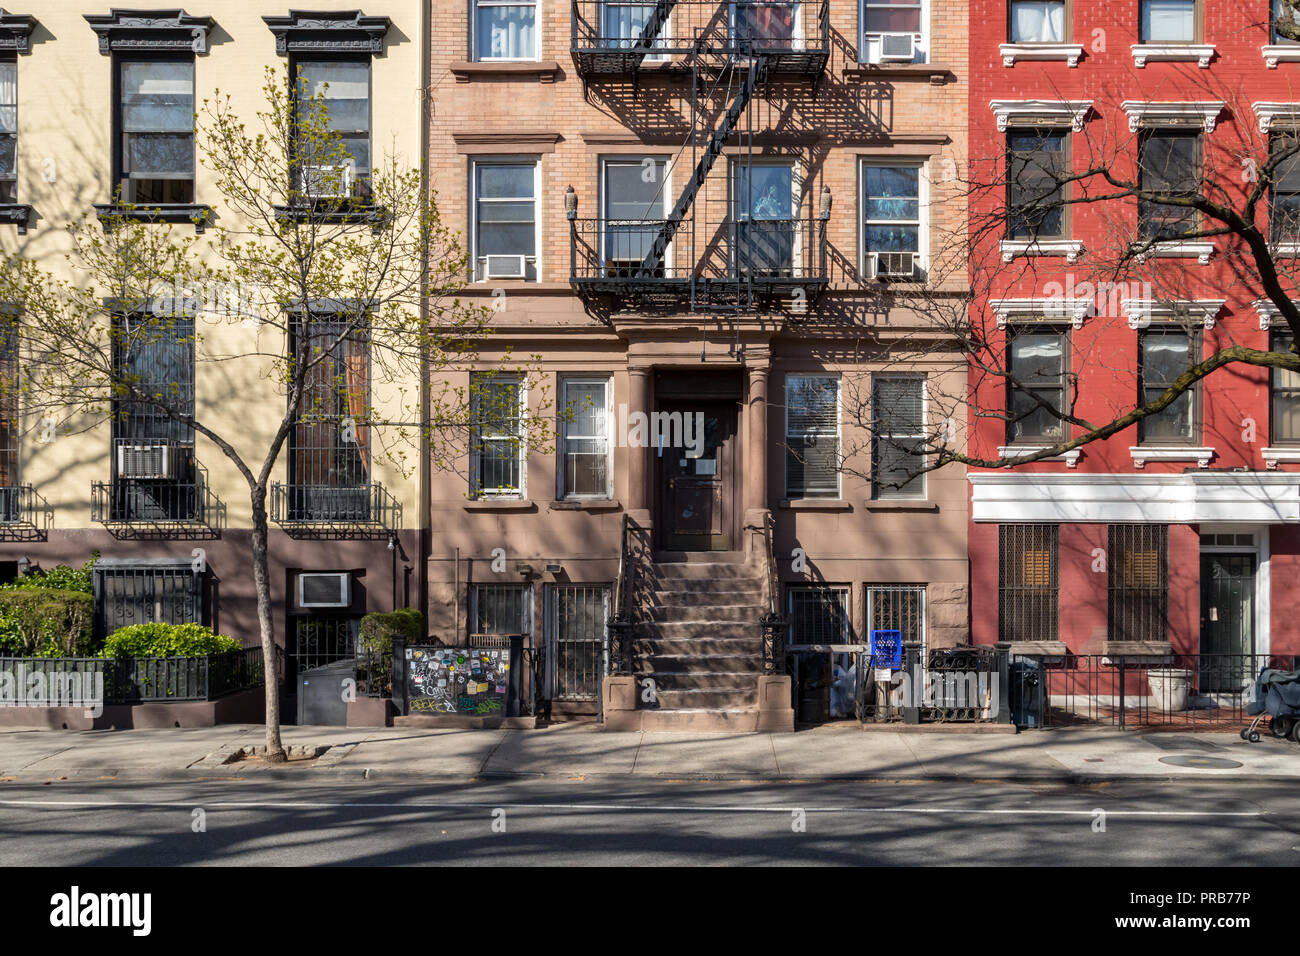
[633,637,763,657]
[652,561,762,582]
[652,688,758,710]
[638,709,759,732]
[635,670,759,691]
[640,653,765,673]
[646,603,758,622]
[641,620,759,640]
[653,588,765,607]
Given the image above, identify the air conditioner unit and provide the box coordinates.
[879,33,916,61]
[117,443,174,480]
[483,254,527,279]
[298,572,351,609]
[873,251,916,280]
[302,164,352,199]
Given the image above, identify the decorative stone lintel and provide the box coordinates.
[998,42,1084,67]
[997,445,1082,467]
[991,297,1092,329]
[1130,240,1215,264]
[1121,298,1224,330]
[1262,447,1300,468]
[84,9,215,55]
[1120,100,1225,132]
[990,99,1092,132]
[1252,101,1300,133]
[1130,446,1215,469]
[1130,43,1216,68]
[262,10,391,56]
[0,10,36,54]
[999,238,1085,263]
[1262,45,1300,69]
[0,203,33,235]
[1254,298,1300,329]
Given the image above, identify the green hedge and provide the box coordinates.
[101,622,241,659]
[0,588,95,657]
[359,608,422,695]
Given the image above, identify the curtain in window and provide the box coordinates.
[1011,2,1065,42]
[785,375,839,497]
[345,344,370,473]
[476,3,537,59]
[1142,0,1195,42]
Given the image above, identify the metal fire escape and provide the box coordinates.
[569,1,830,315]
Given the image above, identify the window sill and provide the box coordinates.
[1000,239,1085,263]
[864,500,938,512]
[273,203,388,228]
[1131,43,1216,68]
[998,640,1068,656]
[843,62,952,84]
[1102,640,1173,657]
[1130,446,1214,469]
[463,498,536,511]
[1263,44,1300,68]
[0,203,33,234]
[1262,447,1300,468]
[93,203,212,233]
[1130,241,1215,265]
[997,445,1081,467]
[548,498,621,511]
[451,60,561,83]
[779,498,852,511]
[1272,241,1300,258]
[999,42,1083,67]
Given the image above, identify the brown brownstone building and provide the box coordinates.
[426,0,972,729]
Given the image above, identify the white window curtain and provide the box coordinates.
[1011,1,1065,43]
[476,2,538,60]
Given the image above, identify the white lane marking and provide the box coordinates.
[0,799,1263,817]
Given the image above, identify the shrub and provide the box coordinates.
[358,608,422,695]
[101,622,241,659]
[1,554,96,594]
[0,588,95,657]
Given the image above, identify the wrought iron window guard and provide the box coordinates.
[0,484,52,540]
[91,459,224,538]
[93,203,213,233]
[270,481,399,537]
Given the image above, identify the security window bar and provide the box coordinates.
[548,584,609,701]
[290,615,358,678]
[862,163,921,272]
[998,524,1059,642]
[292,57,372,201]
[1138,129,1201,240]
[1107,524,1169,644]
[1009,1,1066,42]
[1271,330,1300,444]
[472,584,532,638]
[1140,0,1196,42]
[1007,127,1068,240]
[788,586,850,645]
[288,315,371,522]
[785,373,840,499]
[95,566,206,638]
[560,377,612,499]
[471,373,525,498]
[474,0,539,61]
[867,584,926,654]
[873,375,925,499]
[0,58,15,204]
[1007,326,1069,444]
[474,160,538,281]
[1138,327,1197,443]
[117,56,195,205]
[1270,131,1300,244]
[602,157,668,278]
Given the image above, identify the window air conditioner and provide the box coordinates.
[483,254,527,279]
[879,33,916,62]
[117,443,174,480]
[298,572,351,609]
[873,251,916,280]
[302,164,352,199]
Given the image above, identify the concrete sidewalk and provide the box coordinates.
[1,722,1299,783]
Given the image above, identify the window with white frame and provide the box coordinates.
[860,0,926,64]
[0,58,15,205]
[785,374,840,499]
[1009,0,1066,42]
[600,2,670,59]
[559,377,612,499]
[473,0,539,61]
[867,584,926,653]
[471,373,526,498]
[872,375,926,499]
[861,162,922,278]
[473,159,539,281]
[602,156,669,277]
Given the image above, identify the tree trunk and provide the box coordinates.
[252,486,287,762]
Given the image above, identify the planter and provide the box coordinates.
[1148,668,1193,712]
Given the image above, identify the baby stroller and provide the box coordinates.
[1241,666,1300,743]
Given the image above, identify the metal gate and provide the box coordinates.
[92,559,207,639]
[547,585,609,701]
[290,615,358,677]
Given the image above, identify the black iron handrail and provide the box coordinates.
[759,510,785,675]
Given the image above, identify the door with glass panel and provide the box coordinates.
[600,2,670,59]
[602,158,669,277]
[734,162,797,277]
[548,585,610,701]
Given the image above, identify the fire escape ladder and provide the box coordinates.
[637,53,765,277]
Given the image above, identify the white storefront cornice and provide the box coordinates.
[1120,298,1225,329]
[999,42,1084,67]
[1130,43,1216,68]
[968,471,1300,523]
[1120,100,1225,132]
[990,297,1093,329]
[1252,102,1300,133]
[989,99,1093,132]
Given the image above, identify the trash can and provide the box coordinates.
[297,659,356,726]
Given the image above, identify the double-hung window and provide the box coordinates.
[472,373,526,498]
[1271,131,1300,244]
[1009,1,1066,42]
[785,373,840,499]
[1007,327,1069,444]
[1007,127,1068,240]
[1138,327,1197,443]
[862,162,921,279]
[860,0,925,63]
[474,0,539,61]
[0,58,15,204]
[1138,129,1200,240]
[117,57,195,204]
[600,2,670,58]
[1140,0,1197,43]
[1271,330,1300,444]
[559,377,612,499]
[602,157,668,277]
[872,375,925,499]
[293,58,372,201]
[867,584,926,653]
[474,159,539,281]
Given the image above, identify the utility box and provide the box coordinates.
[297,659,355,726]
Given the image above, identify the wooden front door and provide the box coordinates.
[658,400,738,551]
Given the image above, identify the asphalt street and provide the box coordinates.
[1,775,1298,866]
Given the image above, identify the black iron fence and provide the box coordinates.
[270,481,398,527]
[858,644,1009,724]
[0,646,273,705]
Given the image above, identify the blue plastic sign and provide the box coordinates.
[871,629,903,670]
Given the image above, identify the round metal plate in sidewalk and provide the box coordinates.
[1158,755,1244,770]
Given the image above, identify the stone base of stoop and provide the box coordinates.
[392,715,536,729]
[859,722,1018,734]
